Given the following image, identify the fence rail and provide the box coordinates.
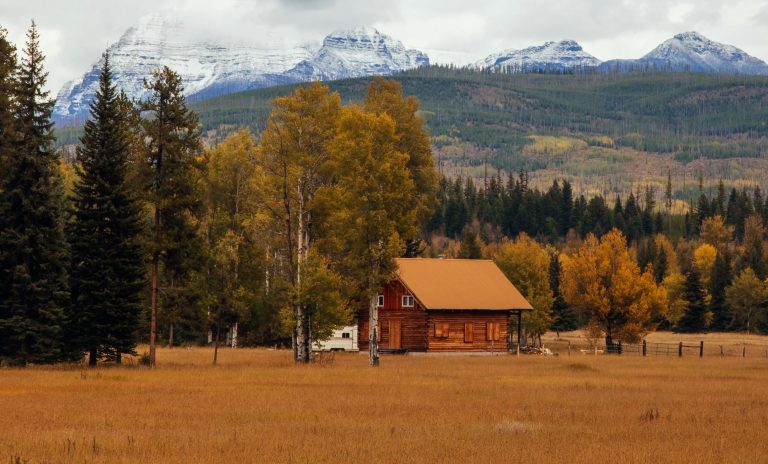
[532,339,768,358]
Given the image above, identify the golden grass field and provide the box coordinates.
[2,337,768,463]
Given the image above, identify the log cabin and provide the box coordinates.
[358,258,533,353]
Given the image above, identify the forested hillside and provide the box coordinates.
[56,68,768,199]
[194,68,767,155]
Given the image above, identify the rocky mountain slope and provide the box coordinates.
[53,14,429,124]
[474,40,602,71]
[286,27,428,81]
[599,31,768,74]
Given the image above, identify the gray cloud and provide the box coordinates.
[1,0,766,93]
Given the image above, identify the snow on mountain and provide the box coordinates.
[55,21,768,125]
[474,40,601,71]
[599,32,768,74]
[421,49,478,67]
[54,17,428,124]
[474,48,518,69]
[286,27,428,81]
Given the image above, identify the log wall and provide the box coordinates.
[426,311,510,352]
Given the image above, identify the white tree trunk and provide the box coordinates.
[369,294,379,366]
[295,180,309,363]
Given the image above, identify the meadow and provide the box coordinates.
[2,342,768,463]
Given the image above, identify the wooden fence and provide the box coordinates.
[530,339,768,358]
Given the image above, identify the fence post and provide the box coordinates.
[567,340,571,357]
[678,342,683,358]
[743,345,746,358]
[642,340,647,357]
[700,341,704,358]
[720,345,724,357]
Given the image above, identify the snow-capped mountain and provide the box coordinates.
[55,20,768,125]
[599,32,768,74]
[54,14,429,124]
[474,40,602,71]
[474,47,518,69]
[286,27,428,81]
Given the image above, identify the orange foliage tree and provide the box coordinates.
[561,229,668,345]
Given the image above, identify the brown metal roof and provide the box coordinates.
[394,258,533,311]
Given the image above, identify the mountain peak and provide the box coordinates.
[327,26,381,39]
[287,27,428,81]
[53,19,428,124]
[598,31,768,75]
[673,31,707,41]
[641,31,768,73]
[475,39,600,71]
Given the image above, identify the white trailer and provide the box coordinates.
[313,324,359,352]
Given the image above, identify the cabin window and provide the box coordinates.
[464,323,474,343]
[486,322,501,341]
[434,322,450,338]
[402,295,414,307]
[341,332,351,339]
[376,295,384,307]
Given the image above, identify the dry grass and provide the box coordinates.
[2,346,768,463]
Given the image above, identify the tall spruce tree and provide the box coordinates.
[0,26,18,364]
[0,26,14,160]
[139,66,202,367]
[676,267,709,333]
[0,22,69,365]
[458,228,482,259]
[68,54,144,366]
[549,250,578,333]
[709,250,733,331]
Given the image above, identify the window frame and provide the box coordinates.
[376,294,385,307]
[401,294,414,308]
[434,321,450,338]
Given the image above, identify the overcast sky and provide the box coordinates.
[3,0,768,93]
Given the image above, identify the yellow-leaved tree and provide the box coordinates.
[257,83,342,363]
[202,128,267,363]
[693,243,717,289]
[561,229,668,345]
[700,215,734,250]
[662,272,687,326]
[314,105,420,366]
[492,233,553,345]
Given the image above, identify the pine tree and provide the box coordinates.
[0,26,14,161]
[0,26,17,364]
[138,66,203,367]
[458,228,482,259]
[67,54,144,366]
[709,251,733,331]
[559,180,573,235]
[715,180,726,216]
[549,251,578,333]
[612,195,627,234]
[676,267,709,333]
[0,22,69,365]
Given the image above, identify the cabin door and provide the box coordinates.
[389,320,401,349]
